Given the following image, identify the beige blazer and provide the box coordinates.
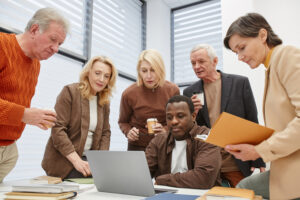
[42,83,111,179]
[255,45,300,199]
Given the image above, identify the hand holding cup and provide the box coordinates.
[22,107,57,130]
[191,92,204,114]
[41,108,57,129]
[192,92,205,105]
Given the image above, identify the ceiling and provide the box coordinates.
[162,0,203,9]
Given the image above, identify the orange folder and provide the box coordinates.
[205,112,274,148]
[197,186,255,200]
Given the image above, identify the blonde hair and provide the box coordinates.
[78,56,117,106]
[25,7,70,34]
[136,49,166,87]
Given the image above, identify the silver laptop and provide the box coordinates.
[86,150,176,197]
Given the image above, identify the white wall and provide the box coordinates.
[221,0,300,124]
[253,0,300,48]
[146,0,172,80]
[221,0,265,123]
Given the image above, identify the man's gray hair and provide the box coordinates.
[25,7,70,34]
[190,44,217,61]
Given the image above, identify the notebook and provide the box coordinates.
[86,151,177,197]
[11,183,79,193]
[5,191,76,200]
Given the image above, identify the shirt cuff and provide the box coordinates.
[255,140,273,163]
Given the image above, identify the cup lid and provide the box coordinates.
[147,118,157,122]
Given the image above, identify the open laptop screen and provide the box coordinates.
[86,151,176,197]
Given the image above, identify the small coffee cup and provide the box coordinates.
[42,108,56,129]
[42,120,55,129]
[147,118,157,134]
[193,92,205,105]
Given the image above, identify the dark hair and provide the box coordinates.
[166,95,194,114]
[224,13,282,49]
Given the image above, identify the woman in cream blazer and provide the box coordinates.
[223,13,300,199]
[42,56,117,179]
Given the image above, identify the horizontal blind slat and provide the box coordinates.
[172,0,222,84]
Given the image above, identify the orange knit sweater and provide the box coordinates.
[0,33,40,146]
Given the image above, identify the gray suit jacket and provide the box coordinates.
[183,71,265,177]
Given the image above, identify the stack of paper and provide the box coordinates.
[5,191,76,200]
[11,183,79,193]
[205,112,274,148]
[5,183,79,200]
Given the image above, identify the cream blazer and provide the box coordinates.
[255,45,300,199]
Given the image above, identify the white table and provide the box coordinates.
[0,180,208,199]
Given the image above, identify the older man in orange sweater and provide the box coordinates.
[0,8,69,182]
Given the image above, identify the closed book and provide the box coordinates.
[12,183,79,193]
[5,191,76,200]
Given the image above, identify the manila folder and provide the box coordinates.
[205,112,274,148]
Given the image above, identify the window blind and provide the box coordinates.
[91,0,143,78]
[91,0,144,151]
[0,0,86,56]
[172,0,222,85]
[0,0,86,181]
[109,77,133,151]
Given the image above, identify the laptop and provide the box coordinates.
[86,150,177,197]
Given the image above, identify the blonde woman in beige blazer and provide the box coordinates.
[42,56,117,179]
[223,13,300,199]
